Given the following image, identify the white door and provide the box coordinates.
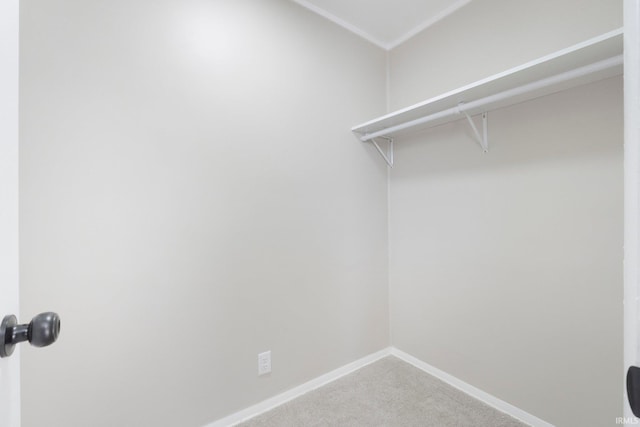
[625,0,640,420]
[0,0,21,426]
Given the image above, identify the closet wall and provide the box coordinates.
[388,1,623,426]
[19,1,388,426]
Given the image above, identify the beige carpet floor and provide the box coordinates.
[237,356,528,427]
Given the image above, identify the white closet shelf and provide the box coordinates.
[352,28,623,146]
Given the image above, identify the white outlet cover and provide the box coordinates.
[258,351,271,376]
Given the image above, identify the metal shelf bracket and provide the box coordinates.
[371,136,394,167]
[461,109,489,153]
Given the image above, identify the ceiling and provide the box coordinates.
[291,0,472,50]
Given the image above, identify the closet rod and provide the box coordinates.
[360,54,623,142]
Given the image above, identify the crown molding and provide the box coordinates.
[387,0,472,49]
[291,0,473,51]
[291,0,388,50]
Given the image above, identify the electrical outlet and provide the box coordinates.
[258,351,271,376]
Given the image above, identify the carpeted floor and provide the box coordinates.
[237,356,528,427]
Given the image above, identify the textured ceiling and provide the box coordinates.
[291,0,472,50]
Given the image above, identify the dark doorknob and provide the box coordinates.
[0,312,61,358]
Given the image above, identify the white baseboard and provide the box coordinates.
[204,347,392,427]
[390,347,554,427]
[204,346,553,427]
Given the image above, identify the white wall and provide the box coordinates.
[388,1,623,426]
[19,1,388,426]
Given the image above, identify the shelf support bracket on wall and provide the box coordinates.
[371,136,394,168]
[461,110,489,153]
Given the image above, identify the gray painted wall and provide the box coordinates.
[19,1,388,426]
[388,1,623,425]
[390,0,623,109]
